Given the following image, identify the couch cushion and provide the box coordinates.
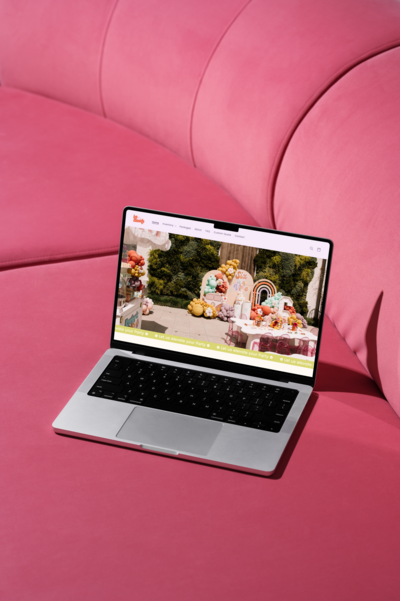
[0,87,257,271]
[1,257,399,600]
[0,0,116,114]
[3,1,400,233]
[275,47,400,417]
[101,0,250,162]
[191,0,400,228]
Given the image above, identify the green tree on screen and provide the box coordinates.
[148,234,221,300]
[254,251,317,316]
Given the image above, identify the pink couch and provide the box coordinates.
[2,1,400,599]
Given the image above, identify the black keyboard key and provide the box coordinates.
[226,400,238,408]
[276,402,292,413]
[253,398,264,406]
[195,372,207,380]
[225,415,239,424]
[99,376,122,385]
[238,395,252,405]
[209,382,222,391]
[103,368,123,378]
[224,385,236,393]
[109,357,129,368]
[130,395,147,405]
[175,398,188,407]
[247,382,258,390]
[239,410,254,420]
[213,398,225,408]
[176,382,188,391]
[164,395,175,404]
[94,382,124,393]
[282,389,298,400]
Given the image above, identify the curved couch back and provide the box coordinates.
[275,47,400,415]
[1,0,400,412]
[2,0,400,226]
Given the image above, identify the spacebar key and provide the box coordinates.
[183,405,211,419]
[145,400,176,413]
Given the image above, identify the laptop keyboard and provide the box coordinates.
[88,356,298,433]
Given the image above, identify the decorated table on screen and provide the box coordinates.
[231,318,318,356]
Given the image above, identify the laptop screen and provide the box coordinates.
[113,209,331,380]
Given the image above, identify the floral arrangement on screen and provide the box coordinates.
[217,303,235,321]
[187,299,217,318]
[219,259,240,281]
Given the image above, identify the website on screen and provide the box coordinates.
[113,210,329,378]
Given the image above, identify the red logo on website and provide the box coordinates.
[133,215,145,224]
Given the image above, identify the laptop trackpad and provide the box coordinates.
[116,406,222,456]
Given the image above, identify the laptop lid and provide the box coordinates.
[111,207,333,388]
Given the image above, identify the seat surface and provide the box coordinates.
[1,257,399,601]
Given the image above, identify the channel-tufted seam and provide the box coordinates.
[98,0,121,118]
[189,0,254,168]
[269,39,400,230]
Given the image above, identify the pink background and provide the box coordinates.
[1,0,400,598]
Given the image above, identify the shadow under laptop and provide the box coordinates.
[315,361,383,398]
[268,391,319,479]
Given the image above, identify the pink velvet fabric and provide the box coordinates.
[192,0,400,228]
[0,0,117,114]
[1,257,400,600]
[275,48,400,416]
[101,0,249,161]
[1,1,400,596]
[0,87,257,271]
[3,0,400,230]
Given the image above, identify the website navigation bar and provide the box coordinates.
[126,210,330,259]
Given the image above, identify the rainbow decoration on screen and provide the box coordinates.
[252,279,277,307]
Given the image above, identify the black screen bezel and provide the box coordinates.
[110,207,333,387]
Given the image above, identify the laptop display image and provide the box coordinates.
[53,207,333,476]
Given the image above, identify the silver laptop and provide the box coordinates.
[53,207,332,476]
